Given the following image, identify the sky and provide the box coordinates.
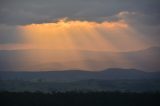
[0,0,160,51]
[0,0,160,71]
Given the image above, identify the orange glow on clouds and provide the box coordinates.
[0,44,33,50]
[0,19,151,71]
[0,19,147,52]
[19,19,137,51]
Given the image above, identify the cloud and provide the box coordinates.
[0,0,159,50]
[0,0,160,25]
[2,19,147,51]
[0,24,25,44]
[115,11,160,46]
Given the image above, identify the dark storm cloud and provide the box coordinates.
[115,11,160,46]
[0,24,25,44]
[0,0,160,25]
[0,0,159,46]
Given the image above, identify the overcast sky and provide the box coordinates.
[0,0,160,50]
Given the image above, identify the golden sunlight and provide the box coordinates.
[18,19,147,52]
[18,19,150,52]
[0,19,151,71]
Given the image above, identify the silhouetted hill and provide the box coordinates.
[0,68,160,81]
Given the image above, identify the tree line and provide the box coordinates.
[0,91,160,106]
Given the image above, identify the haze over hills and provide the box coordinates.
[0,68,160,82]
[0,46,160,72]
[0,47,160,92]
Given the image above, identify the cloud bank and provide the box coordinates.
[0,0,159,51]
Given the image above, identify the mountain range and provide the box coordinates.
[0,68,160,82]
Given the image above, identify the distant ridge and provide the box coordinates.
[0,68,160,81]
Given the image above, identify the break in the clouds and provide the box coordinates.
[0,0,160,51]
